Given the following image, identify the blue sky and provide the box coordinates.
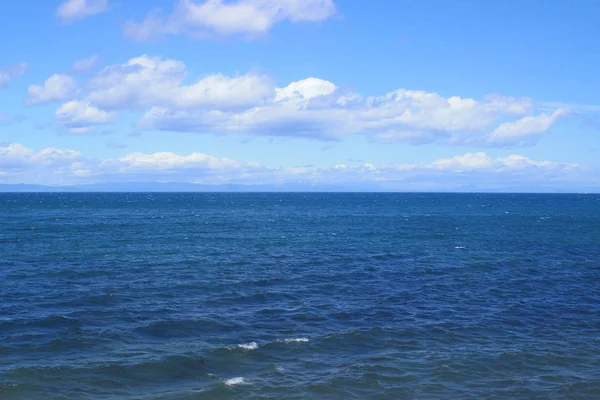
[0,0,599,191]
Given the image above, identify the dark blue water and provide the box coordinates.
[1,193,599,399]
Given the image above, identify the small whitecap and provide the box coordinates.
[224,377,247,386]
[276,365,285,373]
[279,337,309,343]
[455,246,466,250]
[236,342,258,350]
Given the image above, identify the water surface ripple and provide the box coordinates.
[1,193,599,399]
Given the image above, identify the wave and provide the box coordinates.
[228,342,258,351]
[224,377,247,386]
[278,338,309,343]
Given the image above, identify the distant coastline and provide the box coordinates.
[0,182,597,193]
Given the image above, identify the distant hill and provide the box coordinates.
[0,182,597,193]
[0,181,385,193]
[0,184,79,192]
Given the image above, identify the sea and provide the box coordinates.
[1,193,599,399]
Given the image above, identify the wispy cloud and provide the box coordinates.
[71,55,100,74]
[0,63,27,88]
[0,143,594,191]
[57,0,108,23]
[106,141,127,150]
[124,0,336,41]
[538,101,600,114]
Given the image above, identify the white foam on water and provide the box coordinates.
[276,365,285,373]
[224,377,247,386]
[455,246,466,249]
[279,337,309,343]
[237,342,258,350]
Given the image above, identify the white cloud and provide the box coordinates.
[274,77,336,102]
[0,143,82,170]
[0,143,592,191]
[53,55,569,146]
[426,152,578,173]
[26,74,79,105]
[67,126,96,135]
[136,75,546,145]
[57,0,108,22]
[0,63,27,88]
[538,101,600,114]
[107,151,260,171]
[86,55,273,109]
[124,0,336,41]
[71,55,100,74]
[0,143,86,185]
[485,108,569,145]
[430,152,495,171]
[55,100,115,133]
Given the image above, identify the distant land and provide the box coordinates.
[0,182,598,193]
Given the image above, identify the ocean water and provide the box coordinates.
[1,193,599,399]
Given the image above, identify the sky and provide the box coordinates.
[0,0,599,191]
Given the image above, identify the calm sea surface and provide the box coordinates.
[1,193,599,399]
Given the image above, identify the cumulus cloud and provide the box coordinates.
[124,0,336,41]
[26,74,79,105]
[54,55,569,146]
[0,143,82,175]
[86,55,273,109]
[55,100,115,133]
[135,74,557,146]
[0,63,27,88]
[71,55,100,74]
[103,151,261,176]
[428,152,575,173]
[57,0,108,22]
[430,152,495,171]
[0,143,592,191]
[0,143,89,185]
[485,108,570,146]
[139,76,568,145]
